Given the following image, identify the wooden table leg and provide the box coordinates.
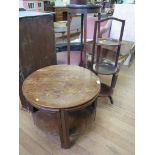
[83,12,87,68]
[79,13,84,66]
[67,12,71,64]
[57,110,71,148]
[96,12,101,66]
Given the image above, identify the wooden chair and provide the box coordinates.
[91,17,125,104]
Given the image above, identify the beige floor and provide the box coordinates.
[19,63,135,155]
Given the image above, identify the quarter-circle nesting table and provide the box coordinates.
[22,64,100,148]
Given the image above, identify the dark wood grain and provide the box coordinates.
[19,13,57,110]
[22,65,100,109]
[22,64,100,148]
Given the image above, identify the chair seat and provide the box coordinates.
[99,83,113,97]
[93,62,118,75]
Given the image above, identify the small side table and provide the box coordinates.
[22,65,100,148]
[67,4,102,67]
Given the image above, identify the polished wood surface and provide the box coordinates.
[20,63,135,154]
[22,65,100,109]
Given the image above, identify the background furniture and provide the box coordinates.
[86,4,135,66]
[55,15,110,50]
[19,11,57,111]
[22,65,100,148]
[67,4,101,67]
[54,16,81,33]
[49,6,68,21]
[54,16,81,41]
[56,15,111,66]
[91,17,125,104]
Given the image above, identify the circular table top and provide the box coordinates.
[22,65,100,109]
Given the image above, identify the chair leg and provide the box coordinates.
[108,96,114,104]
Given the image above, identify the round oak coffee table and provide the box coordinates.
[22,64,100,148]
